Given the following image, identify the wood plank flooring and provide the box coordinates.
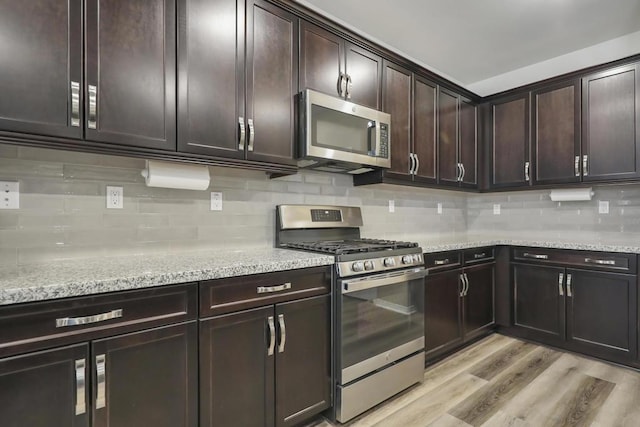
[308,334,640,427]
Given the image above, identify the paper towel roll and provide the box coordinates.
[141,160,210,190]
[549,188,594,202]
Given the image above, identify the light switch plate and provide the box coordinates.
[211,192,222,211]
[437,203,443,214]
[493,204,501,215]
[388,200,395,213]
[0,181,19,209]
[106,186,123,209]
[598,200,609,214]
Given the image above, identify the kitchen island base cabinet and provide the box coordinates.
[200,294,330,427]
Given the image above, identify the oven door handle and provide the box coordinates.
[341,268,426,294]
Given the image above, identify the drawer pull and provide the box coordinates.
[434,259,450,266]
[584,258,616,266]
[523,253,549,260]
[56,309,123,328]
[474,253,486,259]
[75,359,86,415]
[96,354,106,409]
[257,283,292,294]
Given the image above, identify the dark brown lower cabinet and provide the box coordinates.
[0,344,90,427]
[425,263,495,361]
[200,294,330,427]
[512,262,637,364]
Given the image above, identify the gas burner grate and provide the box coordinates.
[282,238,418,255]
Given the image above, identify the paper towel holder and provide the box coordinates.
[549,187,594,202]
[141,160,210,190]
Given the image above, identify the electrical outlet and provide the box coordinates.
[106,186,123,209]
[211,192,223,211]
[0,181,19,209]
[437,203,443,214]
[388,200,395,213]
[493,204,501,215]
[598,200,609,214]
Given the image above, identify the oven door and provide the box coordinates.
[338,267,426,384]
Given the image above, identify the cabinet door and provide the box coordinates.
[92,322,197,427]
[0,1,82,139]
[438,88,459,186]
[459,97,478,188]
[200,306,274,427]
[382,61,412,180]
[85,0,176,150]
[491,93,530,188]
[275,295,331,427]
[0,344,89,427]
[566,269,637,363]
[463,264,494,338]
[513,264,565,344]
[413,75,438,184]
[532,81,581,185]
[245,0,298,165]
[582,63,640,181]
[345,43,382,109]
[425,270,463,358]
[177,0,245,159]
[299,21,343,98]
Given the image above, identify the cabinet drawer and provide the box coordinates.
[424,251,462,273]
[200,266,331,317]
[0,283,197,358]
[512,247,637,273]
[463,247,495,265]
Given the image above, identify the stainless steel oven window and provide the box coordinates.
[339,269,425,375]
[311,104,373,155]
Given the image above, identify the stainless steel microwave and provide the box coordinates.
[298,89,391,174]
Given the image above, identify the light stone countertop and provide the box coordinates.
[0,248,334,306]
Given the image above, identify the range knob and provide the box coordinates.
[383,257,396,267]
[364,260,375,270]
[402,255,413,264]
[351,261,365,272]
[413,254,423,263]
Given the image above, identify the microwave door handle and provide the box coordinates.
[367,121,378,156]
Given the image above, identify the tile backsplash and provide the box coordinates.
[0,145,465,267]
[3,144,640,267]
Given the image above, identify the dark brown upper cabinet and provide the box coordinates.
[438,88,478,189]
[299,21,382,109]
[382,61,413,181]
[179,0,298,166]
[490,92,531,188]
[582,63,640,182]
[413,75,439,184]
[0,1,83,140]
[532,80,581,185]
[85,0,176,150]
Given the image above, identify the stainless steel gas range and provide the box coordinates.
[276,205,426,423]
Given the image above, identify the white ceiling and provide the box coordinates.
[295,0,640,96]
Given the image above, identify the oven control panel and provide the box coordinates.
[337,251,424,277]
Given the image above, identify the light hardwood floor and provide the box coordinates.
[310,334,640,427]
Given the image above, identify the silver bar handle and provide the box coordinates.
[583,155,588,176]
[75,359,86,415]
[460,162,466,182]
[567,274,573,297]
[96,354,106,409]
[523,252,549,260]
[342,268,426,294]
[88,85,97,129]
[277,314,286,353]
[558,273,564,296]
[257,282,291,294]
[71,81,80,127]
[238,117,246,150]
[434,259,450,265]
[267,316,275,356]
[584,258,616,266]
[345,74,352,99]
[525,161,530,182]
[414,154,420,175]
[456,163,462,181]
[408,153,415,174]
[474,253,486,259]
[463,273,470,297]
[574,155,580,177]
[337,73,346,97]
[247,118,255,152]
[56,309,123,328]
[459,274,465,297]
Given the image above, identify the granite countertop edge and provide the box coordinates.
[419,238,640,254]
